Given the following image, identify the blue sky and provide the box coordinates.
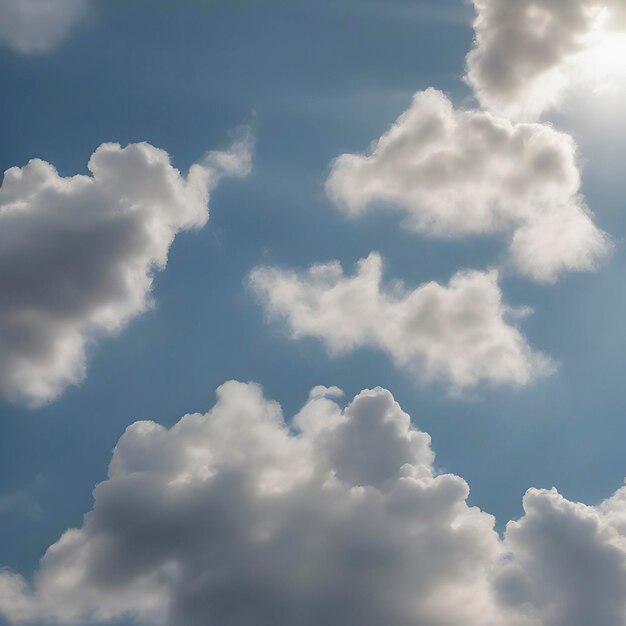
[2,1,626,625]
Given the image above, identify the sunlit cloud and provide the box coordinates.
[466,0,626,119]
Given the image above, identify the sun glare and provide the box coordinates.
[581,34,626,88]
[575,8,626,93]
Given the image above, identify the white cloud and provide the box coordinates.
[0,382,513,626]
[0,0,90,55]
[326,89,610,283]
[466,0,626,119]
[0,132,252,407]
[494,485,626,626]
[1,381,625,626]
[250,253,553,390]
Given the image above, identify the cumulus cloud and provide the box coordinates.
[0,132,252,407]
[326,89,609,283]
[0,0,90,55]
[250,253,553,390]
[1,381,625,626]
[0,382,511,626]
[466,0,626,119]
[495,485,626,626]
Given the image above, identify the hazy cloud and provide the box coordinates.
[0,0,90,54]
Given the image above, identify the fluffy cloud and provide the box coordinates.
[326,89,609,283]
[0,382,512,626]
[466,0,626,119]
[0,133,252,407]
[495,485,626,626]
[1,381,625,626]
[250,253,552,390]
[0,0,89,54]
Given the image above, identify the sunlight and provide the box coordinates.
[579,33,626,91]
[575,8,626,93]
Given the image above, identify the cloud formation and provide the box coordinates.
[466,0,626,119]
[0,134,252,407]
[1,381,626,626]
[494,485,626,626]
[0,382,516,626]
[326,89,609,283]
[250,253,552,390]
[0,0,89,55]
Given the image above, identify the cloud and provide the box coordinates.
[0,132,252,407]
[0,382,511,626]
[250,253,553,390]
[326,89,609,283]
[495,485,626,626]
[0,491,41,520]
[0,0,90,55]
[466,0,626,119]
[1,381,626,626]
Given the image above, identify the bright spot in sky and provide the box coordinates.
[574,7,626,95]
[578,33,626,93]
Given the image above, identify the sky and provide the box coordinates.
[2,1,626,625]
